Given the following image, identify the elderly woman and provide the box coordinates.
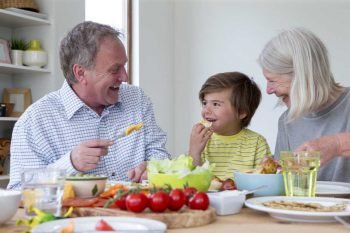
[258,27,350,182]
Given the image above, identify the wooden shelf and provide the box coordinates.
[0,9,50,27]
[0,63,50,75]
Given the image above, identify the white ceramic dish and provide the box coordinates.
[208,190,246,215]
[0,189,21,225]
[32,216,166,233]
[245,196,350,223]
[66,176,107,198]
[316,181,350,197]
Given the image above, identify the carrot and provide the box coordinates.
[99,184,128,198]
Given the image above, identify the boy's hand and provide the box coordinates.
[189,123,213,165]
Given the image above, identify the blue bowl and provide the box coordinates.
[233,171,285,197]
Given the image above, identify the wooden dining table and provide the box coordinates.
[1,207,349,233]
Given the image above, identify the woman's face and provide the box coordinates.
[263,69,292,107]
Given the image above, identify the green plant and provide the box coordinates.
[10,39,29,50]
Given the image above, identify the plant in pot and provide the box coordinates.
[10,39,28,66]
[23,39,48,68]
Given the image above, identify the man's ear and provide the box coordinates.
[72,64,87,84]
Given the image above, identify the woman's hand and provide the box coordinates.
[296,134,341,166]
[188,123,213,165]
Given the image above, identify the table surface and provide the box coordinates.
[1,207,349,233]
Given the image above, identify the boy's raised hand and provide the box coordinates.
[189,123,213,166]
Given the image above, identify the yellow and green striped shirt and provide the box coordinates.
[202,128,271,180]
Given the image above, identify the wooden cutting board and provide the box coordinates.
[72,207,216,229]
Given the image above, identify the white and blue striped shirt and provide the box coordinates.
[8,81,170,189]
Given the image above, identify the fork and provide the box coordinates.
[335,216,350,228]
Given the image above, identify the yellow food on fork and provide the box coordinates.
[125,123,144,136]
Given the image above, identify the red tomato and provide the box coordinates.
[149,191,169,213]
[183,187,197,205]
[114,194,127,210]
[95,219,115,231]
[168,189,186,211]
[188,192,209,210]
[125,193,148,213]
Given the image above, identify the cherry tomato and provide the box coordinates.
[168,189,186,211]
[188,192,209,210]
[183,187,197,205]
[149,191,169,212]
[95,219,115,231]
[125,193,148,213]
[114,194,127,210]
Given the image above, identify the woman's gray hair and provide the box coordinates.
[59,21,123,85]
[258,27,341,121]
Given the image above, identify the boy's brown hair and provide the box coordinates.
[199,71,261,128]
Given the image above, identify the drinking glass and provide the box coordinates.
[280,151,320,197]
[21,169,66,217]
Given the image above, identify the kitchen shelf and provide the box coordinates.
[0,117,19,122]
[0,9,50,27]
[0,175,9,180]
[0,63,50,75]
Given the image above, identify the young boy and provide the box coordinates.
[189,72,272,180]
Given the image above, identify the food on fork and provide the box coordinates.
[125,123,144,136]
[200,119,212,128]
[115,123,144,140]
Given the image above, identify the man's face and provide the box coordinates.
[83,36,128,111]
[263,69,292,107]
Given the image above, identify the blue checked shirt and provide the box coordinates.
[8,81,170,189]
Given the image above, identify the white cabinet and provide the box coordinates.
[0,8,51,130]
[0,8,51,187]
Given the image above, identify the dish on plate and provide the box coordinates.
[245,196,350,223]
[32,216,167,233]
[4,8,48,19]
[316,181,350,198]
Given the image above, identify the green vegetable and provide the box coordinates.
[147,154,215,192]
[92,184,98,196]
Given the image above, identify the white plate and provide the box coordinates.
[316,181,350,197]
[4,8,48,19]
[245,196,350,223]
[32,216,167,233]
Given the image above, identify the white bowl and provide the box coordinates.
[23,50,48,68]
[65,175,107,198]
[207,190,246,215]
[0,189,21,225]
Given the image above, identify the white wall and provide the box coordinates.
[137,0,350,156]
[137,0,175,154]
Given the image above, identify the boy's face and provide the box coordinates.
[201,88,245,136]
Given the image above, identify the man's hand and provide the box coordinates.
[127,161,147,183]
[71,139,114,171]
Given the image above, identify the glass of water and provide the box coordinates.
[21,169,66,217]
[280,151,320,197]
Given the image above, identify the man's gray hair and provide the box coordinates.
[59,21,122,84]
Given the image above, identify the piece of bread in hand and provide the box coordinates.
[200,119,212,128]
